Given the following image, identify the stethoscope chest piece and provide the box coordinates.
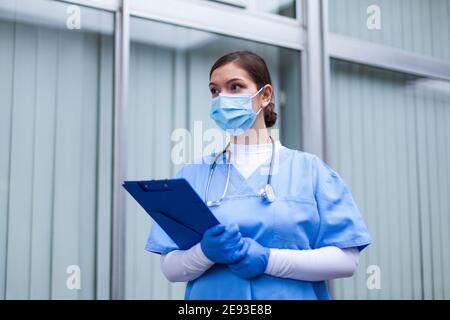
[206,199,222,207]
[260,184,276,203]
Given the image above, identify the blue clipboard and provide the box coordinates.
[122,178,220,250]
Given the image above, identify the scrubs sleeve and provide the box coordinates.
[311,155,372,252]
[144,167,184,255]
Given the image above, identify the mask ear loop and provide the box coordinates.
[255,107,264,116]
[251,85,268,116]
[250,85,267,99]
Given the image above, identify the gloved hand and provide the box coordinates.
[227,238,270,279]
[200,224,248,264]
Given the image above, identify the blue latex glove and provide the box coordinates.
[200,224,248,264]
[227,238,270,279]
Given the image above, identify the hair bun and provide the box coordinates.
[264,102,277,128]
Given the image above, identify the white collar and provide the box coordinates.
[228,140,283,154]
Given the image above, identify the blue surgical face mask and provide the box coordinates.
[209,85,266,136]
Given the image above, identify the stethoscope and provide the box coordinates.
[204,136,276,207]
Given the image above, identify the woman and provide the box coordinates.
[145,51,372,300]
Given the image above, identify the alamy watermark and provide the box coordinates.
[366,265,381,290]
[66,5,81,30]
[367,5,381,30]
[66,265,81,290]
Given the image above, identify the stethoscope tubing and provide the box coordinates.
[204,136,275,206]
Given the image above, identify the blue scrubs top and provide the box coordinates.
[145,147,372,300]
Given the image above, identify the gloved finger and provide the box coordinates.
[226,223,239,233]
[223,224,240,238]
[221,232,242,247]
[222,231,241,243]
[223,237,244,251]
[240,237,252,245]
[218,230,239,244]
[223,224,239,238]
[239,238,250,254]
[204,224,225,237]
[230,239,250,263]
[245,238,260,245]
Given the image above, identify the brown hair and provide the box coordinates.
[209,51,277,128]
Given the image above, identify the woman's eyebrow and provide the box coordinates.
[209,78,246,87]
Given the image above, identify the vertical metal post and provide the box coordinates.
[301,0,327,160]
[320,0,331,163]
[320,0,333,298]
[302,0,334,297]
[111,0,129,300]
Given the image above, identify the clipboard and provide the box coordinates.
[122,178,220,250]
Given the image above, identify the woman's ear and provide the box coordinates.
[261,85,273,107]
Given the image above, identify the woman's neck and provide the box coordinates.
[231,129,271,145]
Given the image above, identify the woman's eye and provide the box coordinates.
[230,84,242,91]
[210,88,219,95]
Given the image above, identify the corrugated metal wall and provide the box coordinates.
[329,0,450,300]
[0,19,114,299]
[329,0,450,62]
[329,59,450,299]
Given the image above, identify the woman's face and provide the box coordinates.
[209,62,272,115]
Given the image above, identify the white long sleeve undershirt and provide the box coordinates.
[160,140,359,283]
[160,243,214,282]
[160,244,360,283]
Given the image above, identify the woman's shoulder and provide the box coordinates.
[279,147,338,181]
[279,146,322,166]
